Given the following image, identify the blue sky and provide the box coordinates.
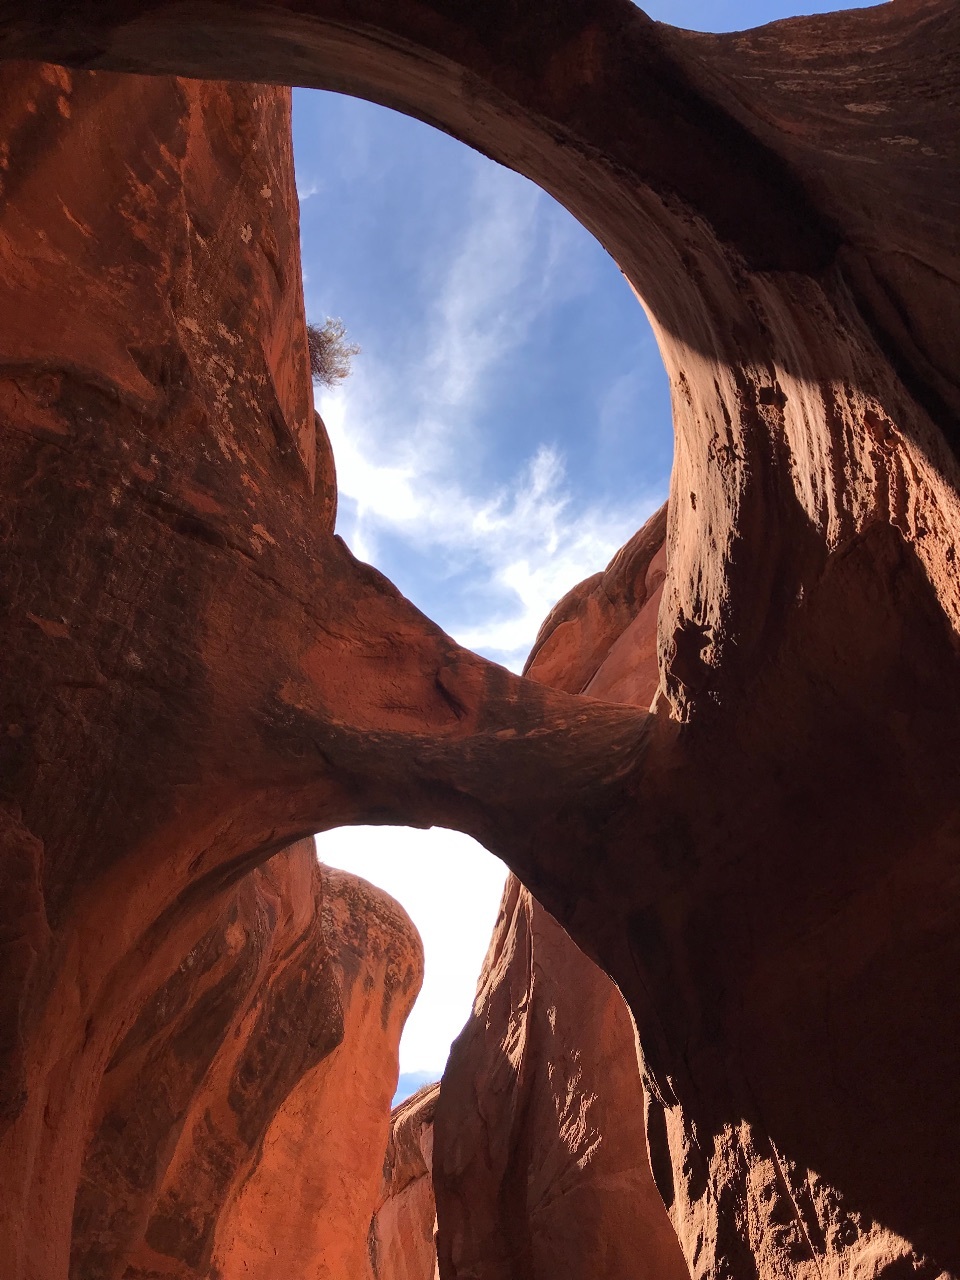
[297,99,668,670]
[300,0,885,1082]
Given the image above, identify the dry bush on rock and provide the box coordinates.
[306,317,360,387]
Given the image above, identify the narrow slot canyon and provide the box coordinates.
[1,1,959,1277]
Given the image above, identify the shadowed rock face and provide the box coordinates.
[433,507,689,1280]
[1,1,959,1274]
[370,1084,442,1280]
[434,878,692,1280]
[70,841,423,1280]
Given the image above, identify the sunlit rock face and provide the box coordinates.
[68,841,423,1280]
[1,1,960,1275]
[369,1084,442,1280]
[433,507,689,1280]
[202,865,424,1280]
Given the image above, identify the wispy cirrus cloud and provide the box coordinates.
[316,155,663,669]
[296,176,322,202]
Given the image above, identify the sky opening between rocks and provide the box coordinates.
[296,0,886,1094]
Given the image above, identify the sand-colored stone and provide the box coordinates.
[0,2,959,1273]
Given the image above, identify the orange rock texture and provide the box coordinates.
[1,1,959,1275]
[68,839,423,1280]
[435,876,690,1280]
[369,1083,441,1280]
[206,865,423,1280]
[0,55,638,1280]
[433,506,688,1280]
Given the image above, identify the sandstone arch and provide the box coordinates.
[0,1,959,1275]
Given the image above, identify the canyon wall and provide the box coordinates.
[1,2,959,1275]
[207,864,423,1280]
[69,840,423,1280]
[433,507,688,1280]
[0,57,639,1280]
[434,875,690,1280]
[370,1083,441,1280]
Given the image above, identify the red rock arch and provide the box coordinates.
[1,2,959,1275]
[5,1,959,711]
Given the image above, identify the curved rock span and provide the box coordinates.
[370,1083,441,1280]
[0,1,958,1274]
[431,504,689,1280]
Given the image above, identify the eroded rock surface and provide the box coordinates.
[434,507,688,1280]
[210,866,423,1280]
[0,63,632,1280]
[370,1083,441,1280]
[435,876,690,1280]
[70,841,422,1280]
[1,2,959,1275]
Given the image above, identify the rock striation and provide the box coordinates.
[370,1083,441,1280]
[435,875,690,1280]
[70,840,423,1280]
[433,506,688,1280]
[1,2,959,1275]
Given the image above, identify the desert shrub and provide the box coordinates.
[306,317,360,387]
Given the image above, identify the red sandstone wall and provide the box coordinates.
[211,867,423,1280]
[434,872,690,1280]
[370,1084,442,1280]
[70,844,422,1280]
[1,4,959,1275]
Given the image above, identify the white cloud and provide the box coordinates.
[315,826,508,1076]
[422,168,544,410]
[316,157,663,669]
[296,175,322,202]
[323,386,655,667]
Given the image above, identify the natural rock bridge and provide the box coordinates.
[1,1,958,1276]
